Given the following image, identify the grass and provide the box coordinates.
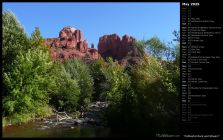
[2,106,54,127]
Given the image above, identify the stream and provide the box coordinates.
[2,101,118,138]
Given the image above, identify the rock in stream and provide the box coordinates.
[38,101,109,130]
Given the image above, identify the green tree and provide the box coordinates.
[89,58,107,101]
[163,30,180,63]
[131,40,146,57]
[2,10,31,100]
[63,59,94,108]
[2,10,30,72]
[129,56,179,132]
[99,58,134,128]
[3,48,54,118]
[175,45,180,65]
[2,11,55,122]
[145,36,166,59]
[30,27,44,48]
[173,30,180,42]
[100,57,131,103]
[49,63,80,112]
[173,30,180,65]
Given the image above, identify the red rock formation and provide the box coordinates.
[98,34,136,60]
[87,48,100,60]
[91,43,94,49]
[44,27,140,66]
[44,26,100,61]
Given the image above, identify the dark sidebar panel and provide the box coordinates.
[180,0,223,138]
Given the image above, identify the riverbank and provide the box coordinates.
[2,101,111,138]
[2,106,54,128]
[36,101,109,128]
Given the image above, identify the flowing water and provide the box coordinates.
[2,101,119,138]
[2,120,112,138]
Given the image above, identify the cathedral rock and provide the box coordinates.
[44,26,100,61]
[44,26,141,66]
[98,34,136,60]
[98,34,142,66]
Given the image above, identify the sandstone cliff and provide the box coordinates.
[98,34,142,66]
[44,26,100,61]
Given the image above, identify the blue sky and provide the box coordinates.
[3,2,179,48]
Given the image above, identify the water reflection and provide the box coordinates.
[2,121,111,138]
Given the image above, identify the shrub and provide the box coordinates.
[63,59,94,108]
[49,63,80,112]
[130,56,179,132]
[3,48,54,118]
[97,58,135,128]
[105,54,179,133]
[89,58,107,101]
[100,57,131,104]
[145,37,166,59]
[2,12,55,124]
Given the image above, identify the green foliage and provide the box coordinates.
[104,53,179,133]
[3,48,53,118]
[131,40,146,57]
[175,44,180,65]
[2,117,7,127]
[129,56,179,132]
[49,63,80,112]
[2,11,54,125]
[89,58,107,101]
[145,36,166,59]
[8,113,34,125]
[90,57,131,103]
[97,58,135,128]
[49,58,94,112]
[35,106,53,118]
[173,30,180,42]
[136,33,179,63]
[2,10,30,72]
[100,57,131,103]
[172,30,180,65]
[2,10,180,132]
[30,27,45,48]
[163,30,180,64]
[63,59,94,108]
